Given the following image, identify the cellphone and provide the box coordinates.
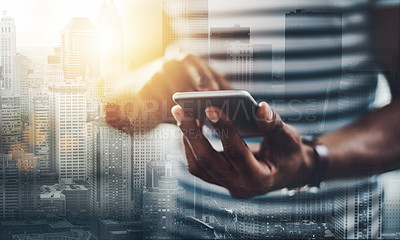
[172,90,260,137]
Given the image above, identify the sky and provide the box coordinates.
[0,0,163,67]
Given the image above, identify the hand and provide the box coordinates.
[171,102,316,199]
[105,54,231,132]
[138,54,232,114]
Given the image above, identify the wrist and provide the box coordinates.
[302,137,330,187]
[299,142,318,187]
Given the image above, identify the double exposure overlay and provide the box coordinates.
[0,0,399,239]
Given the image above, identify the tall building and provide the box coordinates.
[0,153,19,220]
[97,0,124,92]
[131,124,167,219]
[146,161,166,189]
[209,25,253,88]
[0,11,16,91]
[142,163,184,239]
[162,0,208,56]
[47,18,100,181]
[28,87,51,173]
[49,81,87,181]
[47,48,63,174]
[210,25,250,59]
[46,47,63,85]
[382,171,400,236]
[16,152,40,218]
[0,149,38,220]
[60,18,99,82]
[60,179,90,218]
[88,118,133,221]
[226,42,253,90]
[329,177,383,239]
[15,54,30,118]
[0,90,21,154]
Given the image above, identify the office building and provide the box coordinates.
[0,90,21,154]
[0,153,19,220]
[146,161,166,189]
[226,42,253,90]
[88,118,133,221]
[39,179,89,218]
[61,179,90,217]
[142,163,184,239]
[0,11,16,91]
[39,183,67,217]
[17,153,40,218]
[61,18,99,82]
[329,177,383,239]
[96,219,143,240]
[0,218,75,239]
[210,25,250,58]
[131,123,168,219]
[210,25,254,89]
[28,87,51,173]
[15,54,30,118]
[46,47,63,85]
[162,0,208,55]
[49,81,87,181]
[12,229,96,240]
[97,0,124,92]
[381,172,400,236]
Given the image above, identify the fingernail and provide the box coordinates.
[258,102,273,121]
[171,105,182,126]
[205,108,220,123]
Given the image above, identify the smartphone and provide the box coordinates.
[172,90,260,137]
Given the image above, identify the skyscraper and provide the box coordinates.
[0,90,21,154]
[28,87,51,173]
[60,18,99,82]
[210,25,250,59]
[142,163,184,239]
[15,54,30,118]
[382,171,400,236]
[49,81,87,181]
[97,0,124,92]
[88,118,133,221]
[47,18,102,181]
[0,11,16,91]
[226,42,253,90]
[329,178,383,239]
[0,153,18,220]
[209,25,252,89]
[131,124,167,219]
[162,0,208,56]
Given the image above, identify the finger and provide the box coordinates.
[172,105,235,179]
[256,102,299,150]
[172,105,214,158]
[204,106,257,168]
[182,137,224,187]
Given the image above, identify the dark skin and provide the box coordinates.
[107,6,400,199]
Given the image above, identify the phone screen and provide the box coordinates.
[173,90,260,137]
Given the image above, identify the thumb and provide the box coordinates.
[256,102,300,150]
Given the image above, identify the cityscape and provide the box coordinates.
[1,0,400,239]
